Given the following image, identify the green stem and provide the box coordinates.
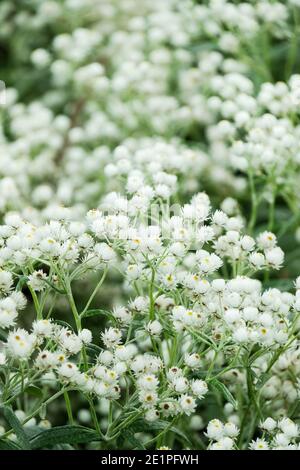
[28,286,42,320]
[66,281,81,332]
[248,170,258,234]
[87,396,104,438]
[64,390,74,425]
[268,193,275,232]
[80,267,108,317]
[149,266,156,321]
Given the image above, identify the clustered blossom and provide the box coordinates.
[205,417,300,450]
[1,0,300,222]
[0,0,300,452]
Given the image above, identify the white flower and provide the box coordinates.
[78,329,92,344]
[249,439,269,450]
[206,419,224,440]
[137,374,159,391]
[0,297,18,329]
[257,231,277,250]
[57,362,80,380]
[265,247,284,268]
[190,379,208,398]
[28,270,48,292]
[184,353,201,369]
[224,422,239,438]
[212,210,228,227]
[114,345,136,361]
[145,409,160,422]
[126,264,143,281]
[101,328,122,349]
[113,306,132,324]
[35,350,57,369]
[139,390,158,408]
[0,270,13,294]
[98,350,114,366]
[210,437,235,450]
[32,320,53,337]
[224,308,240,324]
[94,243,116,262]
[278,418,298,439]
[273,433,290,447]
[59,331,82,354]
[232,326,249,343]
[179,395,196,416]
[10,291,27,310]
[243,307,259,322]
[240,235,255,251]
[249,252,265,268]
[211,279,226,292]
[167,367,183,381]
[172,376,189,393]
[130,297,149,312]
[147,320,162,336]
[6,329,35,359]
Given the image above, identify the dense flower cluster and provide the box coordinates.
[206,417,300,450]
[0,0,300,451]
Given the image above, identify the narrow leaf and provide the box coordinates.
[30,425,101,449]
[0,438,22,450]
[0,406,31,450]
[81,309,111,319]
[24,385,43,399]
[210,379,238,410]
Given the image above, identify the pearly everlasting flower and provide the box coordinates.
[32,320,53,337]
[206,419,224,440]
[6,329,35,359]
[147,320,163,336]
[139,390,158,409]
[249,439,269,450]
[78,329,92,345]
[101,328,122,349]
[145,409,160,422]
[179,395,196,416]
[172,376,189,393]
[28,270,48,292]
[58,362,80,381]
[190,379,208,398]
[278,418,298,438]
[0,271,13,294]
[184,353,202,369]
[137,374,159,391]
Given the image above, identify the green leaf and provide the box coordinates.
[53,443,75,450]
[0,328,7,341]
[0,438,22,450]
[129,419,192,446]
[210,379,238,410]
[149,421,192,446]
[126,431,146,450]
[30,425,101,449]
[0,406,31,450]
[24,385,43,399]
[85,343,102,358]
[55,320,75,331]
[15,275,28,291]
[264,279,294,291]
[81,309,111,319]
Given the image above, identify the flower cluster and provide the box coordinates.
[206,416,300,450]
